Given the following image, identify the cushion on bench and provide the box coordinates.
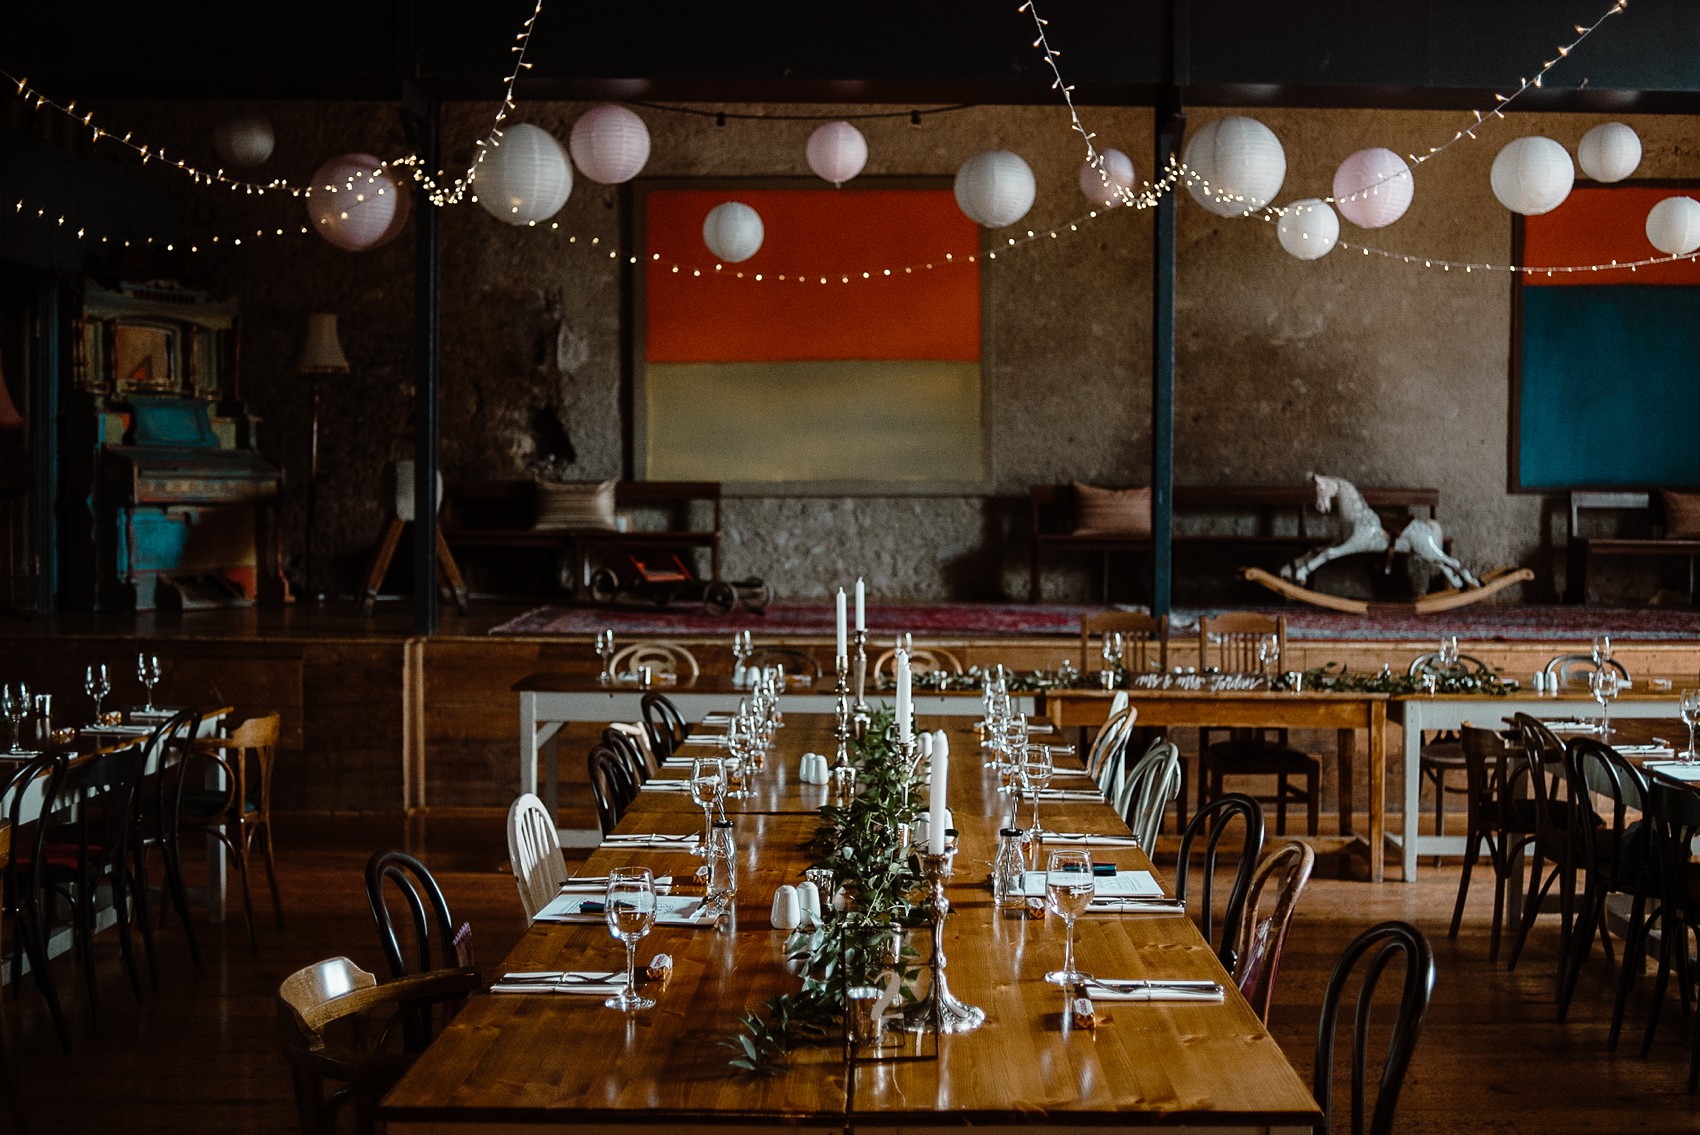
[533,480,617,532]
[1072,482,1152,537]
[1661,489,1700,539]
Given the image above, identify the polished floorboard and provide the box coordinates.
[6,813,1700,1135]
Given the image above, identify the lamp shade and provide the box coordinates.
[1577,122,1641,183]
[1183,116,1286,217]
[212,113,275,168]
[295,314,350,374]
[1079,148,1136,208]
[1645,196,1700,256]
[568,105,651,185]
[1276,199,1340,260]
[307,154,411,252]
[806,121,868,187]
[1490,137,1574,216]
[1331,147,1414,229]
[702,202,765,263]
[476,123,573,225]
[953,149,1036,228]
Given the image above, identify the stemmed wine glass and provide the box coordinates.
[1679,688,1700,763]
[1592,633,1613,669]
[84,663,111,723]
[1,682,29,753]
[595,630,616,685]
[731,630,753,687]
[1256,634,1281,683]
[1589,667,1621,737]
[1099,632,1123,688]
[1020,744,1055,838]
[690,757,726,851]
[603,867,658,1012]
[1437,634,1461,670]
[136,652,163,712]
[1043,849,1095,986]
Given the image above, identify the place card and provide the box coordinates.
[534,892,711,925]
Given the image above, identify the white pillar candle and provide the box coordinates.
[895,650,912,744]
[835,588,848,660]
[855,578,866,631]
[928,729,950,855]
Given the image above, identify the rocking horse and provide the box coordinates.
[1240,473,1533,616]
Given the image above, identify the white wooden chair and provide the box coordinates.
[506,793,568,922]
[610,640,700,682]
[873,645,964,684]
[1109,737,1182,849]
[1084,695,1134,787]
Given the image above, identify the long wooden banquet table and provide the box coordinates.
[381,713,1322,1134]
[1044,687,1390,882]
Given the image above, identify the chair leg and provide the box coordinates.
[1449,830,1482,941]
[15,904,71,1052]
[1306,765,1320,836]
[159,839,202,966]
[1507,850,1554,972]
[1645,914,1679,1056]
[109,874,145,1003]
[227,836,260,953]
[129,841,159,989]
[1558,884,1605,1021]
[1610,892,1651,1051]
[1273,774,1289,836]
[256,824,285,930]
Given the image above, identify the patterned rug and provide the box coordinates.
[488,601,1700,641]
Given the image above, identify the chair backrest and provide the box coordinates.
[1231,840,1315,1023]
[364,849,469,980]
[53,743,150,875]
[1645,781,1700,938]
[5,751,66,910]
[1566,736,1647,887]
[587,743,638,834]
[640,692,688,763]
[1080,611,1169,673]
[1406,651,1490,676]
[1085,704,1138,786]
[1458,723,1521,826]
[217,712,282,813]
[1314,921,1436,1135]
[1510,713,1575,850]
[278,955,379,1039]
[1198,612,1286,674]
[745,646,823,681]
[611,640,700,681]
[1175,792,1267,971]
[147,707,205,837]
[1109,737,1181,849]
[873,646,965,682]
[1543,653,1630,690]
[506,793,568,922]
[602,726,652,785]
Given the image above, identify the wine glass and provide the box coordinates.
[1020,744,1055,837]
[690,757,726,850]
[1437,634,1461,670]
[1043,849,1095,986]
[84,663,111,723]
[1589,667,1621,736]
[1,682,28,753]
[1592,633,1613,669]
[136,652,163,712]
[596,630,616,684]
[603,867,658,1012]
[1679,688,1700,763]
[1256,634,1281,682]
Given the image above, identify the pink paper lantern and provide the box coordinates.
[569,105,651,185]
[806,121,868,187]
[1078,148,1136,208]
[306,154,411,252]
[1331,148,1414,229]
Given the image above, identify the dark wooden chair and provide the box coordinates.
[1174,792,1265,972]
[1558,737,1648,1023]
[1446,723,1535,963]
[1195,612,1320,835]
[1314,921,1436,1135]
[602,726,652,787]
[1406,652,1494,847]
[588,744,638,835]
[3,753,70,1050]
[133,708,206,969]
[1506,714,1587,985]
[640,692,688,764]
[363,850,474,1052]
[1079,610,1169,674]
[1637,781,1700,1088]
[1230,840,1315,1024]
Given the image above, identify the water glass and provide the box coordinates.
[1679,688,1700,762]
[1592,633,1613,668]
[596,629,616,684]
[1020,744,1054,836]
[706,820,737,912]
[1043,849,1094,986]
[137,652,163,712]
[1437,635,1460,670]
[84,663,111,722]
[1,682,28,753]
[690,757,726,845]
[1589,667,1621,736]
[1256,634,1281,681]
[604,867,658,1011]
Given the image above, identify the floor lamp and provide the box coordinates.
[294,313,349,599]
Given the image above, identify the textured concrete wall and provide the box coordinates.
[80,100,1700,605]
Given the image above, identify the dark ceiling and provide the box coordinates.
[4,0,1699,112]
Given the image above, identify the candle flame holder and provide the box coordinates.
[852,628,871,737]
[833,654,853,768]
[901,851,986,1035]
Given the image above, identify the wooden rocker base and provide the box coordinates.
[1238,565,1535,617]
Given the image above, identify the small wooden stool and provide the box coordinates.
[360,462,469,615]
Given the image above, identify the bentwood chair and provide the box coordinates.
[364,850,474,1051]
[1079,610,1168,675]
[1637,781,1700,1088]
[1230,840,1315,1024]
[1084,698,1136,789]
[640,692,689,764]
[1543,653,1630,692]
[1314,921,1436,1135]
[588,744,639,835]
[506,793,568,922]
[277,955,480,1135]
[1108,737,1182,849]
[173,713,285,951]
[1557,737,1647,1024]
[610,640,699,683]
[1407,651,1493,844]
[1506,714,1586,985]
[133,708,205,967]
[603,726,653,786]
[1196,613,1320,836]
[3,753,70,1050]
[873,645,965,683]
[1174,793,1266,972]
[1446,724,1535,964]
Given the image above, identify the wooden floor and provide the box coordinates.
[7,813,1700,1135]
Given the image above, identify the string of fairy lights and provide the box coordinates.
[1,0,1681,280]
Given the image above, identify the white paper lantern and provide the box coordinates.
[212,114,274,168]
[1183,116,1286,217]
[568,105,651,185]
[1645,196,1700,256]
[307,154,411,252]
[1331,147,1414,229]
[1078,148,1136,208]
[1276,199,1340,261]
[1490,136,1574,216]
[703,201,764,263]
[953,150,1036,228]
[1578,122,1641,183]
[806,121,868,187]
[476,123,572,225]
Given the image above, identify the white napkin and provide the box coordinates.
[641,779,696,792]
[601,833,701,849]
[491,970,627,996]
[560,875,673,894]
[83,724,154,736]
[1042,833,1142,849]
[1617,745,1674,757]
[1541,720,1601,733]
[1078,978,1224,1003]
[1645,762,1700,781]
[1036,789,1106,802]
[534,892,710,926]
[1020,870,1164,899]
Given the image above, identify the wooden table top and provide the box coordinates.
[381,714,1321,1131]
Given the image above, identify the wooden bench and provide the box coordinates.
[443,481,721,598]
[1566,490,1700,604]
[1029,483,1440,603]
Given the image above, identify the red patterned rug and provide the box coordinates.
[489,601,1700,642]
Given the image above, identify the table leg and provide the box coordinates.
[1367,703,1385,884]
[1334,728,1356,838]
[520,693,540,799]
[1402,714,1420,884]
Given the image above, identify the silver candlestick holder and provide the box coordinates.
[833,654,852,768]
[851,628,870,736]
[901,851,986,1035]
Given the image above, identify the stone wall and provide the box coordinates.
[72,100,1700,606]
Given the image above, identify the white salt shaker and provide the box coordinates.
[795,881,821,926]
[770,885,801,930]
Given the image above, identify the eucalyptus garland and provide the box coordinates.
[726,709,925,1073]
[1276,658,1515,696]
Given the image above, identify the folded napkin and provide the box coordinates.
[677,735,730,748]
[1617,744,1675,757]
[1644,761,1700,781]
[1042,833,1142,849]
[0,750,43,760]
[491,970,627,996]
[601,833,701,849]
[1078,978,1224,1002]
[1541,720,1602,733]
[642,780,696,792]
[1021,870,1163,899]
[129,706,178,721]
[534,892,710,926]
[1049,768,1095,780]
[700,712,734,724]
[1035,789,1106,802]
[561,875,673,894]
[82,724,154,736]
